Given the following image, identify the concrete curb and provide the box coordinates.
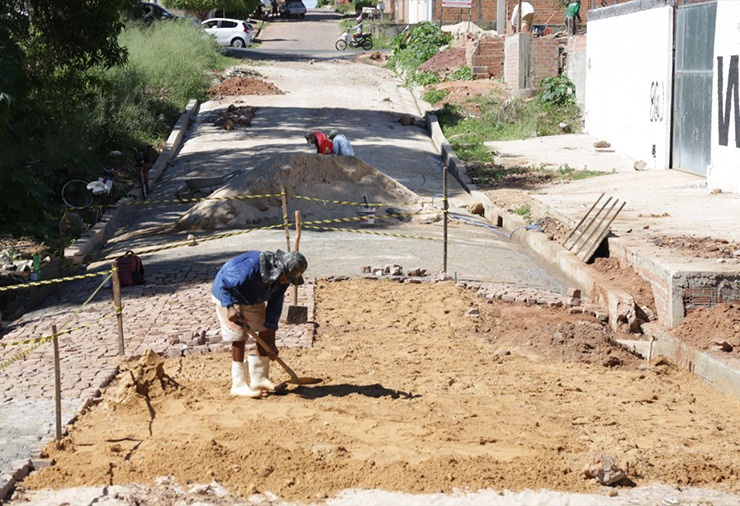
[644,322,740,402]
[419,92,740,403]
[422,109,639,332]
[64,99,200,266]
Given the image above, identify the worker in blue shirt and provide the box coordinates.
[212,249,308,398]
[329,129,355,156]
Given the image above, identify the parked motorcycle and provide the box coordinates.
[335,32,373,51]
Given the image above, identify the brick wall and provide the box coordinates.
[531,36,561,87]
[566,31,587,54]
[435,0,569,29]
[467,35,506,79]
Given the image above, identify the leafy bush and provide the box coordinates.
[423,88,449,105]
[538,75,576,106]
[406,71,441,88]
[514,203,532,221]
[388,22,452,76]
[448,66,472,82]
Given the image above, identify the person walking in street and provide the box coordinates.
[305,130,334,154]
[329,129,355,156]
[564,0,582,36]
[212,250,308,398]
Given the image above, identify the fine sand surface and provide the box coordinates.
[15,280,740,505]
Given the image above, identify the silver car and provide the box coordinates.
[202,18,253,48]
[279,0,306,18]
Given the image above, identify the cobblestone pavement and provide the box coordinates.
[0,262,315,492]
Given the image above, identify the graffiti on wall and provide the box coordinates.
[717,55,739,147]
[649,81,664,122]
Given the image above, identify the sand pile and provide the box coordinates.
[107,349,179,407]
[174,153,428,231]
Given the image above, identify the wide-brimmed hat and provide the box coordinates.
[328,129,339,139]
[259,250,307,285]
[281,251,307,285]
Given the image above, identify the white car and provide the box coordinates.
[202,18,253,48]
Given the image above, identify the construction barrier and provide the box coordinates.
[1,167,523,444]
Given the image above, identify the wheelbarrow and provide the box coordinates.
[175,169,245,202]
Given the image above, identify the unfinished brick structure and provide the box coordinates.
[468,32,561,88]
[434,0,570,30]
[466,35,506,79]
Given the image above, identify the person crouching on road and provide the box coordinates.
[212,250,308,398]
[305,131,333,154]
[328,129,355,156]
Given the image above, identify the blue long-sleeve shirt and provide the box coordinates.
[211,251,288,329]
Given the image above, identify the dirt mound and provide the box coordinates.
[19,280,740,503]
[671,303,740,355]
[418,47,467,74]
[650,235,740,259]
[208,77,284,98]
[174,154,427,231]
[206,105,257,130]
[425,80,507,115]
[107,349,179,405]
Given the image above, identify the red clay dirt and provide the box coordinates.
[208,77,284,99]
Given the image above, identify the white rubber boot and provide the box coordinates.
[231,361,262,398]
[248,355,277,393]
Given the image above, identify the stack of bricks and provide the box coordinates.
[467,35,505,79]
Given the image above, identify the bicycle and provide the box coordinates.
[133,148,150,200]
[60,168,116,224]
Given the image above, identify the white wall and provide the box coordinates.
[584,5,673,170]
[408,0,432,23]
[710,1,740,193]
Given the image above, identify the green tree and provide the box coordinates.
[0,0,135,239]
[165,0,261,20]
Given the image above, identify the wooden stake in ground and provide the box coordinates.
[52,324,62,441]
[280,185,291,252]
[443,165,448,273]
[112,262,125,357]
[286,210,308,324]
[293,210,302,305]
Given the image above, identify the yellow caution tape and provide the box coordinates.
[0,334,54,349]
[111,193,284,208]
[303,225,440,241]
[294,195,436,208]
[94,223,284,262]
[0,340,46,371]
[0,270,112,292]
